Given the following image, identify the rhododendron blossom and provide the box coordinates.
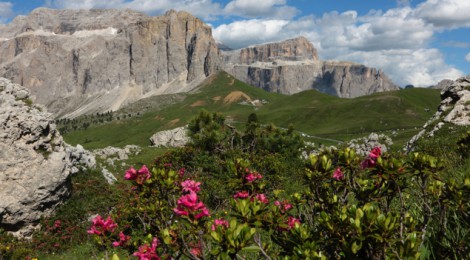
[87,215,117,235]
[253,193,269,204]
[212,219,229,231]
[361,147,382,169]
[245,172,263,182]
[173,191,210,219]
[125,165,151,183]
[181,179,201,193]
[133,238,160,260]
[287,216,301,229]
[369,147,381,159]
[275,200,293,212]
[332,167,344,181]
[233,191,250,199]
[112,232,130,247]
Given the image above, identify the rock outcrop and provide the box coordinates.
[348,133,393,157]
[0,8,221,118]
[223,37,398,97]
[0,77,71,237]
[406,76,470,151]
[150,126,189,147]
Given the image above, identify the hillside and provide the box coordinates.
[62,71,440,149]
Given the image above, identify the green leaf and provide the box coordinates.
[241,245,262,253]
[351,241,362,254]
[111,254,120,260]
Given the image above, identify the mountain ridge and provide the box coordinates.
[1,8,397,118]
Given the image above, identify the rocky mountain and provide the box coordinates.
[223,37,398,97]
[0,8,398,119]
[0,8,221,118]
[0,77,72,237]
[406,75,470,151]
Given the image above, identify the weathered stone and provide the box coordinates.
[0,77,71,238]
[0,8,221,118]
[348,133,393,157]
[406,75,470,151]
[65,144,96,174]
[223,37,399,97]
[150,126,189,147]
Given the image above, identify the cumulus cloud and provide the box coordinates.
[338,49,463,87]
[0,2,14,23]
[415,0,470,29]
[466,53,470,62]
[223,0,298,19]
[213,4,465,86]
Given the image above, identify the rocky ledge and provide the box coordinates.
[406,75,470,151]
[0,77,71,237]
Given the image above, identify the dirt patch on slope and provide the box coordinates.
[166,118,180,127]
[190,100,206,107]
[224,91,252,105]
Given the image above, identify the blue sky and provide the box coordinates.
[1,0,469,87]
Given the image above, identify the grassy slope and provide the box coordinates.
[63,71,441,149]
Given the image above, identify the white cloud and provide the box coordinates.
[0,2,14,23]
[223,0,298,19]
[415,0,470,29]
[338,49,463,87]
[213,4,465,86]
[213,19,289,49]
[466,52,470,62]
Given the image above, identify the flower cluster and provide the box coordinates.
[233,191,250,199]
[174,179,210,220]
[274,200,293,213]
[112,232,130,247]
[87,215,117,236]
[211,219,229,231]
[332,167,344,181]
[181,179,201,193]
[125,165,151,184]
[134,238,160,260]
[361,147,382,169]
[245,169,263,183]
[287,216,301,230]
[252,193,269,204]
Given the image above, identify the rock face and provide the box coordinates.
[150,126,189,147]
[0,8,221,118]
[406,76,470,151]
[0,77,71,237]
[223,37,398,97]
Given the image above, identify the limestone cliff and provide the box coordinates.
[0,8,221,118]
[223,37,398,97]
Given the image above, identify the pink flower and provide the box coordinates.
[164,163,172,167]
[275,200,293,212]
[133,238,160,260]
[233,191,250,199]
[212,219,229,231]
[253,193,269,204]
[369,147,381,159]
[361,147,382,169]
[332,167,344,181]
[190,246,202,257]
[124,167,137,180]
[179,168,186,176]
[87,215,117,235]
[287,216,301,229]
[125,165,151,184]
[54,220,61,229]
[174,192,210,219]
[181,179,201,193]
[245,172,263,182]
[113,232,131,247]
